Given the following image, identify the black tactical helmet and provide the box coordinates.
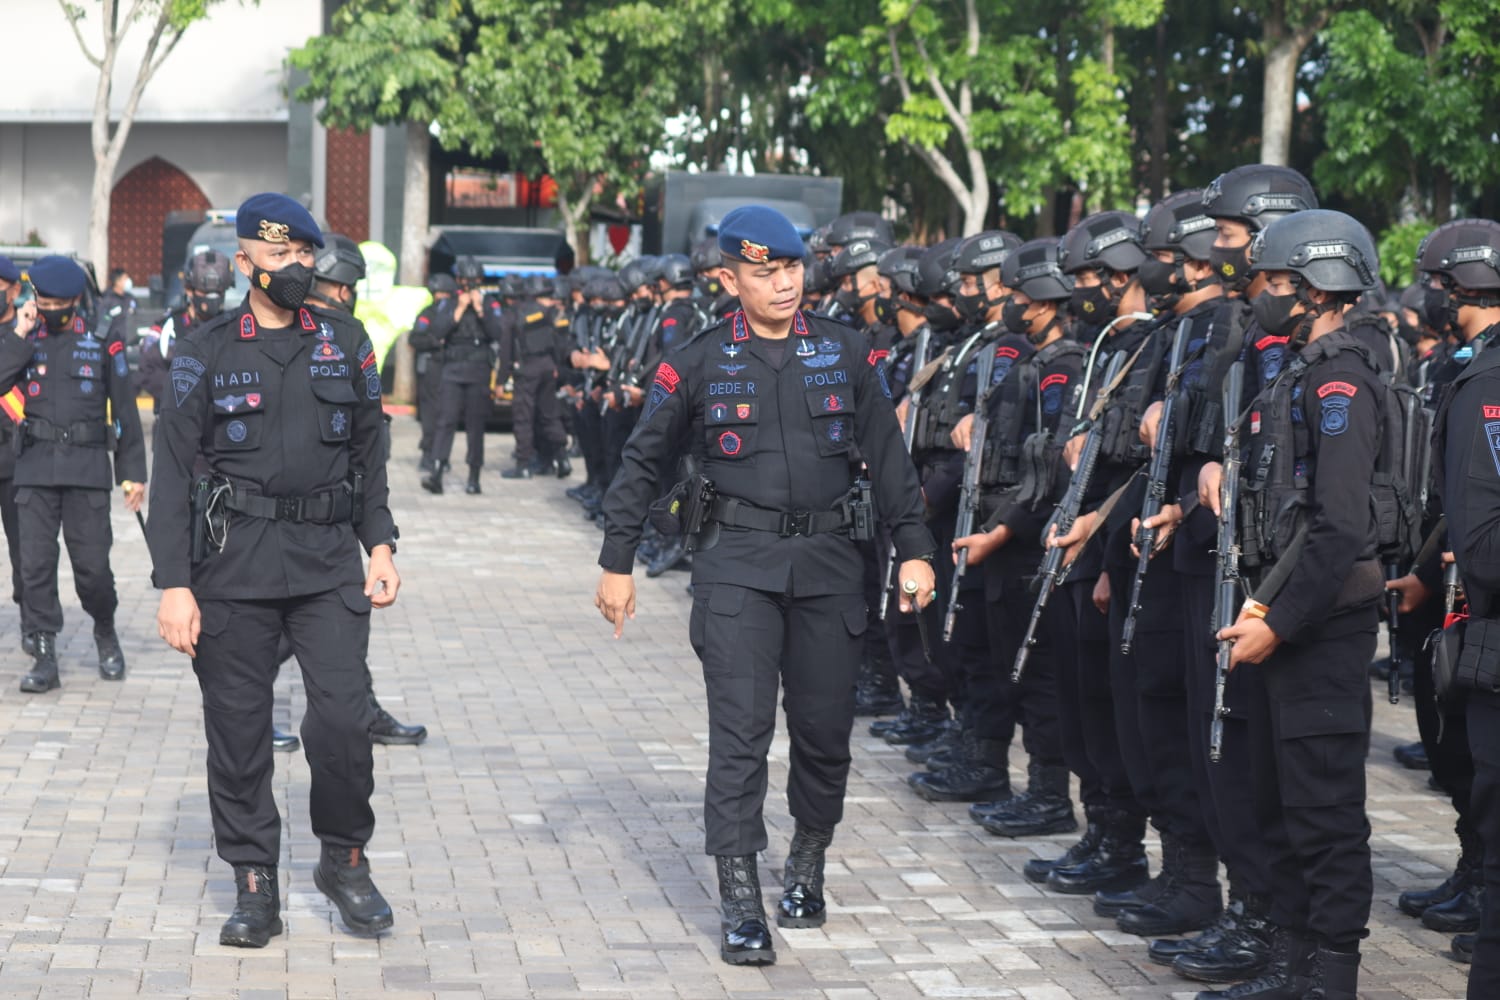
[524,273,555,298]
[690,237,720,274]
[915,238,963,298]
[657,253,694,289]
[426,272,458,296]
[1140,190,1217,260]
[828,238,893,281]
[880,245,925,295]
[1250,209,1379,293]
[314,233,366,287]
[499,274,524,298]
[952,230,1022,275]
[1201,164,1317,231]
[1058,212,1146,275]
[617,258,654,294]
[806,226,831,256]
[1398,281,1426,313]
[803,254,834,296]
[584,275,626,302]
[454,255,484,283]
[1418,218,1500,291]
[1001,238,1073,302]
[185,248,233,294]
[826,211,894,249]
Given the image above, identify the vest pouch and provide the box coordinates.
[705,398,757,460]
[211,391,267,452]
[805,387,856,457]
[310,378,359,443]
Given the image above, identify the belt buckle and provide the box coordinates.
[779,510,811,537]
[275,497,302,522]
[56,428,71,444]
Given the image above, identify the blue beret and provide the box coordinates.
[27,255,87,299]
[0,255,19,284]
[235,193,324,248]
[717,205,804,264]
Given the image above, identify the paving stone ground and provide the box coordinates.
[0,414,1473,998]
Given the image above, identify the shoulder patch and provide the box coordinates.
[1319,394,1351,436]
[526,312,544,324]
[170,355,205,406]
[1485,405,1500,420]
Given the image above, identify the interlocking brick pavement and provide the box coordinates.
[0,415,1473,998]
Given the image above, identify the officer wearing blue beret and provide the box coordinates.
[0,254,146,692]
[146,192,400,947]
[595,204,937,965]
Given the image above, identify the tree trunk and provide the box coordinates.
[88,146,118,271]
[391,120,428,405]
[1260,36,1297,166]
[554,182,593,268]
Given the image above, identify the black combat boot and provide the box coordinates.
[20,632,35,657]
[95,623,125,680]
[1023,810,1105,885]
[880,692,949,746]
[716,855,775,965]
[464,466,482,494]
[420,469,444,494]
[314,844,394,936]
[418,452,434,473]
[1421,875,1482,933]
[1193,923,1313,1000]
[1392,740,1429,770]
[220,864,283,948]
[20,632,59,693]
[904,719,962,765]
[1170,893,1274,982]
[554,454,572,478]
[1117,837,1221,937]
[646,538,689,577]
[870,685,938,737]
[1452,932,1475,963]
[978,762,1077,838]
[854,663,904,717]
[369,695,427,745]
[909,733,1010,803]
[1047,808,1149,894]
[1094,868,1169,917]
[777,824,833,929]
[1301,946,1359,1000]
[501,462,533,480]
[1151,899,1237,966]
[1400,839,1482,917]
[271,729,300,753]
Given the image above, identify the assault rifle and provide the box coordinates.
[1120,317,1193,655]
[943,340,998,642]
[1209,362,1245,763]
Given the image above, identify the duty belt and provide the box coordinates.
[23,419,109,447]
[223,486,352,524]
[707,495,851,538]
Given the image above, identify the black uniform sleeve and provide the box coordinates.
[146,334,214,590]
[408,305,443,352]
[1263,361,1381,642]
[853,335,935,561]
[0,329,35,393]
[352,333,397,552]
[1449,374,1500,601]
[598,350,696,573]
[105,335,147,484]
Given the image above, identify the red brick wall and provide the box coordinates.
[107,157,211,283]
[325,127,370,242]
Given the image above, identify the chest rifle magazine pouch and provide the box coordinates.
[1454,616,1500,696]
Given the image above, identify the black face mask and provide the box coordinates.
[924,301,961,331]
[1208,242,1253,291]
[834,286,869,314]
[1250,290,1303,339]
[251,261,314,311]
[1137,257,1178,299]
[1069,284,1112,323]
[1423,285,1453,334]
[695,275,721,299]
[192,293,224,321]
[1001,299,1031,335]
[874,296,897,326]
[38,306,75,333]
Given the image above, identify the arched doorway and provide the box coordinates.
[108,157,211,288]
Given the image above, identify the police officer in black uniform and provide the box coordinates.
[1433,241,1500,993]
[0,255,146,692]
[0,256,29,623]
[1206,210,1385,1000]
[147,193,400,948]
[141,249,233,418]
[595,206,935,967]
[421,255,501,495]
[412,272,456,472]
[500,275,570,480]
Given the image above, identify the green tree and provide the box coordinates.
[60,0,237,270]
[291,1,464,287]
[448,0,688,263]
